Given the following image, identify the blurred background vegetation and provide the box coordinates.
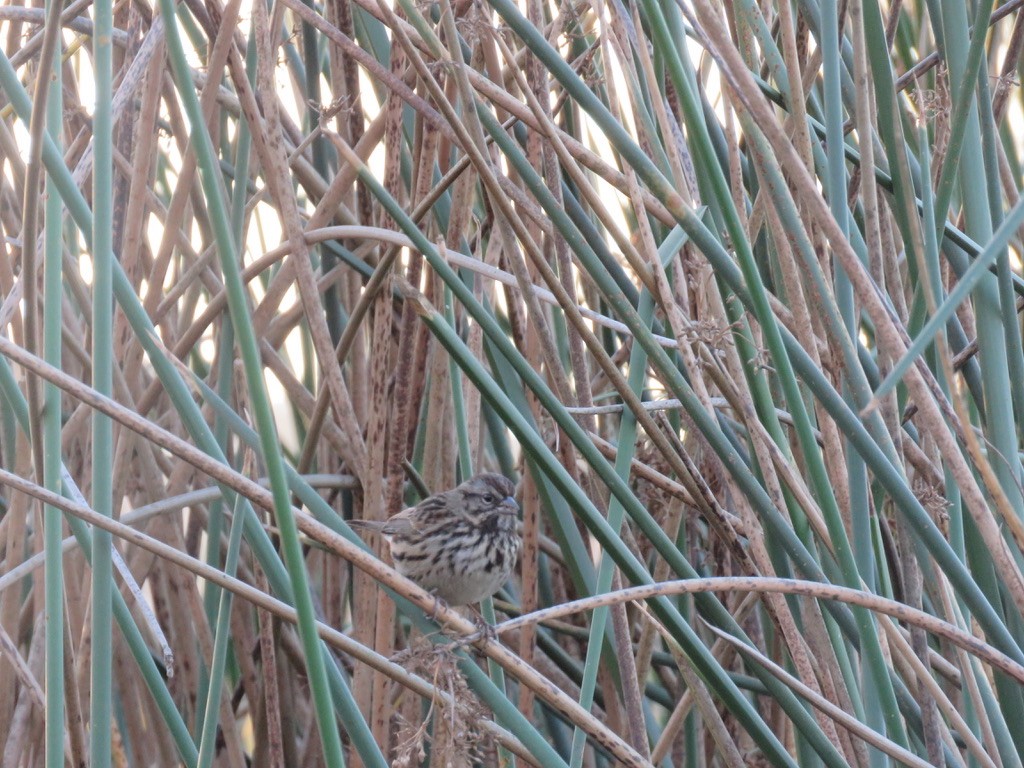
[1,0,1024,765]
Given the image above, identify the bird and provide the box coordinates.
[348,473,521,607]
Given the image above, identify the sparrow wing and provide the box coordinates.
[349,508,420,537]
[347,519,386,533]
[349,493,448,537]
[382,515,419,537]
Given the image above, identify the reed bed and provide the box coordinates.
[1,0,1023,766]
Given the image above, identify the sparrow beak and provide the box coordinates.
[500,496,519,515]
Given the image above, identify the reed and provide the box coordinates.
[1,0,1023,766]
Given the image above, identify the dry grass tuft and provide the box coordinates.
[391,638,493,768]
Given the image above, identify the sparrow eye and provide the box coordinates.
[482,493,495,504]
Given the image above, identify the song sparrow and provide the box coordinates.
[349,473,521,606]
